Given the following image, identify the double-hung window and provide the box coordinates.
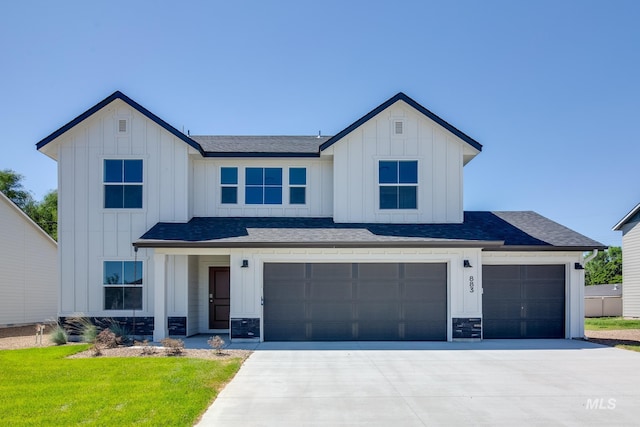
[220,167,238,204]
[245,167,282,204]
[104,261,143,310]
[379,160,418,209]
[104,159,143,209]
[289,168,306,204]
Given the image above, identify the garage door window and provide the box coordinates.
[379,160,417,209]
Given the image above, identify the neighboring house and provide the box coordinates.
[584,284,622,317]
[613,204,640,318]
[0,191,58,326]
[36,91,605,342]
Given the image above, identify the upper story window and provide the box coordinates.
[104,159,143,209]
[245,167,282,204]
[289,168,306,205]
[220,167,238,204]
[379,160,417,209]
[104,261,142,310]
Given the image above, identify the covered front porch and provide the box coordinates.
[150,250,258,342]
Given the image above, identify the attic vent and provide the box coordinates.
[118,119,128,133]
[394,120,404,135]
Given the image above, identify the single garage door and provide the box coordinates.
[483,265,565,339]
[263,263,447,341]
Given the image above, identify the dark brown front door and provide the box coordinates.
[209,267,230,329]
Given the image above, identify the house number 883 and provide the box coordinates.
[469,275,474,293]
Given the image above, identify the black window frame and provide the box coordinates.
[378,160,418,210]
[104,159,143,209]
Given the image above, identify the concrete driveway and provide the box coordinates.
[196,340,640,426]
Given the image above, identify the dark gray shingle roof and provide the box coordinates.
[190,135,331,154]
[134,211,606,250]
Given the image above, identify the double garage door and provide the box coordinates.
[263,263,447,341]
[483,265,566,339]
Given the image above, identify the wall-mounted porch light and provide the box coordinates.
[574,263,584,270]
[241,259,249,268]
[463,260,472,268]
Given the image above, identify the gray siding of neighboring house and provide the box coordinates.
[622,221,640,317]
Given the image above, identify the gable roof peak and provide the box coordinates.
[320,92,483,153]
[36,90,204,156]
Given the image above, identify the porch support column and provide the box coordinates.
[153,253,167,342]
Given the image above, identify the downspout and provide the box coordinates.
[584,249,598,264]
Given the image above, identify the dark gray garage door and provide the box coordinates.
[483,265,565,339]
[263,263,447,341]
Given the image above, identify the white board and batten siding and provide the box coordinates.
[329,100,464,223]
[0,193,58,326]
[621,222,640,317]
[55,99,191,317]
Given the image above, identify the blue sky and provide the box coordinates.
[1,1,638,246]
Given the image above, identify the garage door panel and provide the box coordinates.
[266,322,307,341]
[485,265,520,280]
[405,322,447,340]
[263,302,306,321]
[523,281,565,298]
[311,263,353,279]
[483,301,522,318]
[523,265,565,280]
[483,265,565,339]
[264,262,447,341]
[358,263,400,279]
[525,321,564,338]
[310,302,352,321]
[525,302,565,318]
[265,263,306,279]
[358,302,400,320]
[404,302,446,321]
[310,281,353,299]
[357,282,400,300]
[405,280,447,300]
[484,319,522,339]
[310,323,353,340]
[264,281,306,299]
[405,263,447,279]
[358,321,400,340]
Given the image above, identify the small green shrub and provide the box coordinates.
[64,316,96,342]
[160,338,184,356]
[50,325,68,345]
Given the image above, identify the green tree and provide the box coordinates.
[0,169,57,240]
[0,169,33,209]
[585,247,622,286]
[24,190,58,241]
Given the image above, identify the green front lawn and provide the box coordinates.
[584,317,640,331]
[0,345,243,426]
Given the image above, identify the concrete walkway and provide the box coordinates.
[196,340,640,426]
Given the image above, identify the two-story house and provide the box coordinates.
[37,91,605,342]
